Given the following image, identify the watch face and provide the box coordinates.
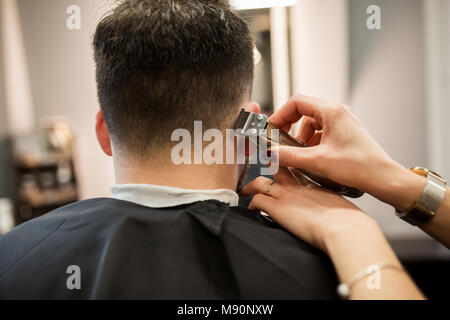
[410,167,428,177]
[410,167,445,179]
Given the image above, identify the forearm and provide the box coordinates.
[364,160,426,212]
[324,220,425,300]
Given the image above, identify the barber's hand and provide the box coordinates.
[240,168,377,253]
[269,94,426,212]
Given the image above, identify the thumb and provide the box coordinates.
[273,145,322,172]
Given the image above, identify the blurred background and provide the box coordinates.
[0,0,449,298]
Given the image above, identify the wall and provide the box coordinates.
[289,0,349,103]
[0,1,11,199]
[0,3,7,137]
[424,0,450,179]
[443,1,450,178]
[16,0,115,199]
[348,0,432,242]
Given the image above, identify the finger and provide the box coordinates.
[280,123,293,134]
[273,145,322,172]
[297,117,322,144]
[252,193,316,243]
[269,94,325,129]
[240,177,281,198]
[249,194,278,212]
[273,167,300,186]
[306,131,322,146]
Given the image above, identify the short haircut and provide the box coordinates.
[93,0,254,157]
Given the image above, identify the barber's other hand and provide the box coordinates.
[269,94,426,211]
[240,168,378,253]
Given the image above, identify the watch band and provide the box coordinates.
[395,168,447,226]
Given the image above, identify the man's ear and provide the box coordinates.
[95,110,113,157]
[242,102,261,114]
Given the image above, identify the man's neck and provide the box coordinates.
[114,157,240,191]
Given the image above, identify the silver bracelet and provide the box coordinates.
[337,262,404,299]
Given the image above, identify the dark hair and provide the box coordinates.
[93,0,254,157]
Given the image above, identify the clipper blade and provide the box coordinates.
[232,109,268,136]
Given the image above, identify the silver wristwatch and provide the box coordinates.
[395,167,447,226]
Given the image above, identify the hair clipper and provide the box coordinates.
[233,109,364,198]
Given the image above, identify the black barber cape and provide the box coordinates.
[0,198,338,299]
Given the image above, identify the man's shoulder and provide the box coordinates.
[0,199,338,299]
[0,198,258,268]
[0,199,111,274]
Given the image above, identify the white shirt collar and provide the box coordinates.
[111,184,239,208]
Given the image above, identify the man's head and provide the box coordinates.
[94,0,255,159]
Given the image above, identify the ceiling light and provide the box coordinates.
[230,0,298,10]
